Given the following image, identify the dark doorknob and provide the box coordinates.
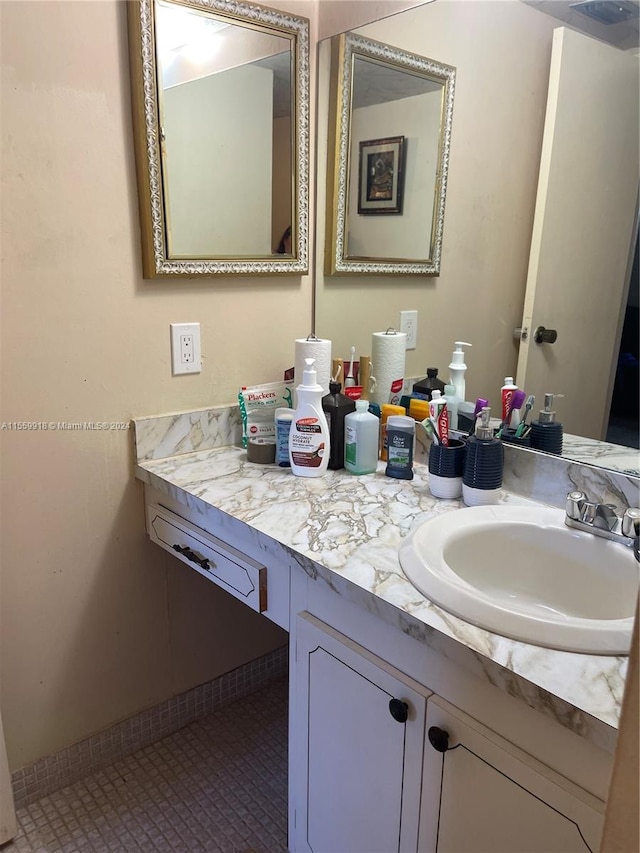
[388,698,409,723]
[533,326,558,344]
[428,726,450,752]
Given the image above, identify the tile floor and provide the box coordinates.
[5,677,288,853]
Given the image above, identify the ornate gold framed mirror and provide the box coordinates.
[128,0,309,277]
[325,32,455,276]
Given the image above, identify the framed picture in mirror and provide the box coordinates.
[358,136,406,214]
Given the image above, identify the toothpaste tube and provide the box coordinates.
[437,404,450,447]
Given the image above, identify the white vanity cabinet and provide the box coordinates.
[290,604,606,853]
[138,479,612,853]
[292,613,429,853]
[421,697,604,853]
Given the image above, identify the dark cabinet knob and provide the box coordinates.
[388,698,409,723]
[428,726,450,753]
[533,326,558,344]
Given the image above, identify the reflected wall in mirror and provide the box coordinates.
[325,32,455,275]
[127,0,309,276]
[314,0,639,471]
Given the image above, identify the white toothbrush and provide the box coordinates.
[345,346,356,387]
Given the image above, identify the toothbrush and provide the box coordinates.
[420,416,440,444]
[496,389,526,438]
[515,394,535,437]
[468,398,489,436]
[508,388,527,429]
[345,346,356,388]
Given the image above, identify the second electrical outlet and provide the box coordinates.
[170,323,202,375]
[399,310,418,349]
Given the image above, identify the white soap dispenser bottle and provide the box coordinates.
[289,358,330,477]
[449,342,472,403]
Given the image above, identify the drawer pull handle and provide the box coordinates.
[172,543,212,571]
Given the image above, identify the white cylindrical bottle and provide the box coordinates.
[344,400,379,475]
[289,358,330,477]
[448,341,472,403]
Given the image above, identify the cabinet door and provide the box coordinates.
[420,696,605,853]
[293,613,429,853]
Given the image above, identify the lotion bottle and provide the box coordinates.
[449,342,472,403]
[289,358,330,477]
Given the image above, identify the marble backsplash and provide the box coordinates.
[133,404,639,511]
[134,406,242,462]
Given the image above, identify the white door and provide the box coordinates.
[292,612,428,853]
[420,696,604,853]
[0,709,16,844]
[515,27,639,440]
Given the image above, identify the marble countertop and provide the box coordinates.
[135,440,631,751]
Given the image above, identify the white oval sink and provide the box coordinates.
[398,505,639,655]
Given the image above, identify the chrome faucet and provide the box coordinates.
[565,491,640,558]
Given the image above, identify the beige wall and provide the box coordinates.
[0,0,317,771]
[164,64,273,255]
[315,0,559,400]
[0,0,619,778]
[349,92,441,258]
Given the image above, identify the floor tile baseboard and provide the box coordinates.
[11,645,288,810]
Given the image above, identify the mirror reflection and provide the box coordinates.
[127,0,309,276]
[314,0,639,472]
[325,33,455,275]
[156,1,292,257]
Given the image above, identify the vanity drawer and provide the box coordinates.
[146,503,267,613]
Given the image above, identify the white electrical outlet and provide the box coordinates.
[170,323,201,375]
[399,310,418,350]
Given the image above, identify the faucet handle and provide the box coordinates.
[565,491,586,520]
[621,508,640,538]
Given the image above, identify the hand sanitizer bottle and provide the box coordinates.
[344,400,379,475]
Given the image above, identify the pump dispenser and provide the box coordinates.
[462,406,503,506]
[530,393,563,455]
[289,358,330,477]
[449,342,472,403]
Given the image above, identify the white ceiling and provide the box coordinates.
[521,0,640,50]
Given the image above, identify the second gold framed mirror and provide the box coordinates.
[325,32,456,276]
